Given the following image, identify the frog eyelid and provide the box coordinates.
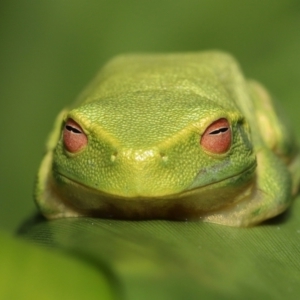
[200,118,231,154]
[208,127,229,135]
[63,118,88,153]
[65,124,82,134]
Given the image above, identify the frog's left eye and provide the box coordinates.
[200,118,231,154]
[63,119,88,153]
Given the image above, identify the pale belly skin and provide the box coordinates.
[34,51,300,227]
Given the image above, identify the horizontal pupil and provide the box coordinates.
[209,127,228,135]
[66,125,81,134]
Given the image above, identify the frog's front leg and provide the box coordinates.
[249,80,300,196]
[201,147,292,227]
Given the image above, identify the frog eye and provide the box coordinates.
[200,118,231,154]
[63,119,88,152]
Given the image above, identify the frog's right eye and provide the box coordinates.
[63,119,88,153]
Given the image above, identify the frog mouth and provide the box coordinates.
[54,161,256,220]
[57,161,256,199]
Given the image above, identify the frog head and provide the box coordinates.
[49,89,255,218]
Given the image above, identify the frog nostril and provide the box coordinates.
[160,152,168,162]
[111,152,118,162]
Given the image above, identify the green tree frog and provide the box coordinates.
[35,51,300,227]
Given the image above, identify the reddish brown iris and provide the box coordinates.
[63,119,88,152]
[200,118,231,154]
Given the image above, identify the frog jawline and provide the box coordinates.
[56,162,256,201]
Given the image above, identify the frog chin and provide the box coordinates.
[53,163,256,220]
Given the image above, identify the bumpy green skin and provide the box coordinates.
[35,51,300,227]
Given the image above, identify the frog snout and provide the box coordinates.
[119,148,167,163]
[109,148,174,197]
[117,148,168,172]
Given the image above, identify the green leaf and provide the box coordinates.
[20,196,300,300]
[0,229,116,300]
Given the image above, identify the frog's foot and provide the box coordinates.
[201,148,293,227]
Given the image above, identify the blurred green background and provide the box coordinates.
[1,0,300,233]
